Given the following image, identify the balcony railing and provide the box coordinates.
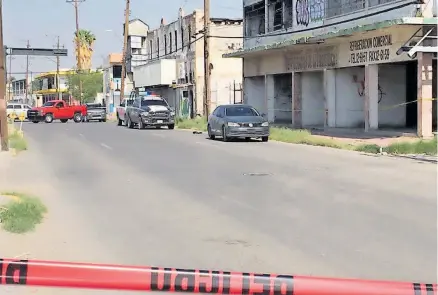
[244,0,406,37]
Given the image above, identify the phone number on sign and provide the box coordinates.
[350,48,390,64]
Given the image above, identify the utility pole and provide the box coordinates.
[56,36,61,100]
[120,0,130,106]
[203,0,211,116]
[25,40,29,104]
[67,0,84,104]
[0,0,8,151]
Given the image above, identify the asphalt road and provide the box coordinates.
[20,121,437,283]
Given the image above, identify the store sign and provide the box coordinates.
[336,26,419,68]
[349,34,392,65]
[287,46,337,71]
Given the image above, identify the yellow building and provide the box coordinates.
[33,69,75,105]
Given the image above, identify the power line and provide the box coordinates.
[130,35,204,64]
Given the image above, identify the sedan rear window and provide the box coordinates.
[225,107,259,117]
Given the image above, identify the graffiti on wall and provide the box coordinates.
[296,0,324,26]
[352,75,386,103]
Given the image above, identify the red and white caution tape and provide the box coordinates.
[0,259,436,295]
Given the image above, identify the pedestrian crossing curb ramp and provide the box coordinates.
[0,258,436,294]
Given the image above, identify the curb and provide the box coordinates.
[175,128,437,161]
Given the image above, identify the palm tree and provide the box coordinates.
[74,29,96,70]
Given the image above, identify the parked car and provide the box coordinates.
[125,95,175,129]
[83,103,106,122]
[6,103,32,120]
[27,100,87,123]
[116,98,134,126]
[207,104,269,142]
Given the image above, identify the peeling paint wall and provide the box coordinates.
[243,0,418,51]
[132,10,243,115]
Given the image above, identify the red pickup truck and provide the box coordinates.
[27,100,87,123]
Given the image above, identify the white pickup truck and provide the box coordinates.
[116,98,134,126]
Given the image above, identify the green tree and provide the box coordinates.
[67,71,103,103]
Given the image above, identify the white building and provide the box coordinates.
[130,9,243,118]
[124,18,150,97]
[103,53,124,113]
[226,0,437,137]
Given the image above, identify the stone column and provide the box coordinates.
[266,75,275,122]
[417,52,433,138]
[324,69,336,127]
[291,72,302,128]
[364,64,379,131]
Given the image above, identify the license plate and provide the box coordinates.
[157,120,163,123]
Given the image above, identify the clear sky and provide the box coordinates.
[4,0,242,79]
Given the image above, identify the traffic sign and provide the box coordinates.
[9,47,68,56]
[19,113,25,121]
[10,112,16,120]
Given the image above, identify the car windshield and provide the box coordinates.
[42,101,56,107]
[225,106,259,117]
[141,99,168,108]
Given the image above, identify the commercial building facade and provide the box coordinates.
[227,0,437,137]
[32,70,72,106]
[128,9,243,118]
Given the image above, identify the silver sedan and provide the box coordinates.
[207,104,269,142]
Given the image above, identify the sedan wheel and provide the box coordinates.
[222,126,229,142]
[207,125,215,140]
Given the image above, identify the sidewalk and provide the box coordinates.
[0,144,115,295]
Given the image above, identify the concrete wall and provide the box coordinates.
[133,59,177,87]
[244,26,419,77]
[273,74,292,124]
[243,0,420,50]
[244,76,266,114]
[335,67,365,127]
[302,72,324,127]
[128,20,149,37]
[330,64,406,128]
[133,9,243,116]
[209,24,244,111]
[378,64,406,127]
